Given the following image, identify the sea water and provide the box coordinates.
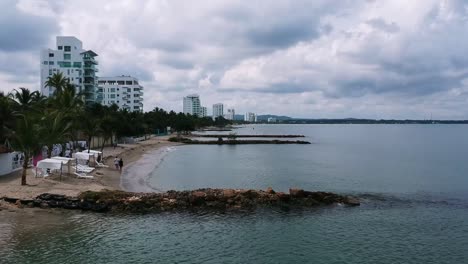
[1,124,468,264]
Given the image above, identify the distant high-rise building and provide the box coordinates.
[40,36,99,104]
[183,94,201,116]
[200,107,208,117]
[97,76,143,112]
[244,112,256,122]
[213,103,224,119]
[225,109,235,120]
[267,117,277,123]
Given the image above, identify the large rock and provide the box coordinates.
[223,189,236,198]
[344,196,360,206]
[289,188,305,198]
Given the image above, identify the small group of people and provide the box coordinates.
[114,157,124,172]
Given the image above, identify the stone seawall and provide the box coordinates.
[2,188,359,213]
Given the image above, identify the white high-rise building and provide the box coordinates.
[200,107,208,117]
[245,112,257,122]
[213,103,224,119]
[97,76,144,112]
[40,36,99,103]
[225,109,235,120]
[183,94,201,116]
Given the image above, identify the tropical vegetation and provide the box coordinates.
[1,73,230,185]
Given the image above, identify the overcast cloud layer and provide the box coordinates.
[1,0,468,119]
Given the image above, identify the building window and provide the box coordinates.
[43,61,48,65]
[134,80,139,85]
[64,46,71,52]
[117,101,120,103]
[134,106,140,110]
[110,94,116,99]
[49,61,54,65]
[127,88,131,92]
[67,69,70,75]
[134,100,139,103]
[64,54,71,60]
[127,101,131,103]
[126,81,133,85]
[110,88,116,92]
[133,88,139,91]
[49,69,52,75]
[117,81,125,85]
[58,46,63,50]
[49,53,54,57]
[73,62,82,68]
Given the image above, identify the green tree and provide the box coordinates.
[10,115,43,185]
[45,72,69,96]
[0,92,14,144]
[40,111,72,158]
[10,87,43,113]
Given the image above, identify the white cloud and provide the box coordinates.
[1,0,468,119]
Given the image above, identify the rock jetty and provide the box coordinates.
[169,137,311,145]
[194,134,305,138]
[2,188,359,213]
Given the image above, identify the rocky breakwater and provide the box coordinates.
[169,137,311,145]
[3,188,359,213]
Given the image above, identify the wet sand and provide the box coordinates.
[0,136,179,202]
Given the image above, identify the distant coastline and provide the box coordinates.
[256,118,468,124]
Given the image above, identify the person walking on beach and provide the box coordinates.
[118,158,124,173]
[114,157,119,170]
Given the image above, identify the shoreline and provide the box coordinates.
[0,136,179,202]
[120,142,180,192]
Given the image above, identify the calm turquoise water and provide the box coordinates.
[2,124,468,264]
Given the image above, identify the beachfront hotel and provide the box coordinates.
[40,36,99,103]
[213,103,224,119]
[245,112,257,122]
[200,106,208,117]
[183,94,202,116]
[225,109,235,120]
[97,76,144,112]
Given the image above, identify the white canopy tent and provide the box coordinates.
[36,158,65,179]
[73,152,98,167]
[51,156,74,174]
[82,150,102,158]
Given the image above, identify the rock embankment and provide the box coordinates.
[2,188,359,213]
[194,134,305,138]
[169,137,311,144]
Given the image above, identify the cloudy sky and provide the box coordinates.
[1,0,468,119]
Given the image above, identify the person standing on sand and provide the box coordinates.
[114,157,119,170]
[118,158,124,173]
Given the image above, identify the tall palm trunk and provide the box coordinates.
[21,152,29,185]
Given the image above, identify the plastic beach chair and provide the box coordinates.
[74,172,94,179]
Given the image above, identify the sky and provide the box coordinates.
[1,0,468,119]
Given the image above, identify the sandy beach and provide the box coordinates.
[0,136,179,201]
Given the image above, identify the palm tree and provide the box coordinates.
[50,83,85,152]
[0,92,14,144]
[45,72,69,96]
[10,87,43,114]
[80,113,101,152]
[40,111,72,158]
[10,115,43,185]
